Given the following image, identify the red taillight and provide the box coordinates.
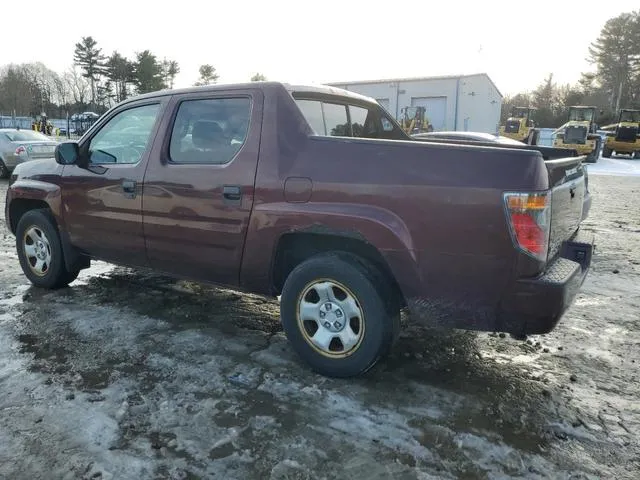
[15,145,26,155]
[504,192,551,260]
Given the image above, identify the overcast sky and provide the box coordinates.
[2,1,637,96]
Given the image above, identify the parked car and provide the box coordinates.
[0,129,58,178]
[4,82,593,377]
[413,130,584,162]
[412,131,527,145]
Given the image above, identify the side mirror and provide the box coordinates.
[55,142,80,165]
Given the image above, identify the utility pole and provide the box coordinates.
[615,79,624,115]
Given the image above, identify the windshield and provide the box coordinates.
[511,108,530,118]
[569,109,594,122]
[620,111,640,123]
[3,130,51,142]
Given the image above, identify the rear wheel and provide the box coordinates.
[280,252,400,377]
[16,209,80,289]
[602,147,612,158]
[0,159,9,179]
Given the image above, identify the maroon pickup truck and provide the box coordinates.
[4,82,593,377]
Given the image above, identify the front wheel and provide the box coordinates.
[16,209,80,289]
[280,253,400,377]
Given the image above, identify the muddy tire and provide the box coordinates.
[280,252,400,378]
[16,209,80,289]
[0,159,9,179]
[602,147,612,158]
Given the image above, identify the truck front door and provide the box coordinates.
[142,90,263,286]
[60,101,164,266]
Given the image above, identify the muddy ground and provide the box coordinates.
[0,172,638,480]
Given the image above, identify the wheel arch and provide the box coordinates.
[270,229,407,310]
[240,202,423,302]
[8,198,52,233]
[7,181,89,272]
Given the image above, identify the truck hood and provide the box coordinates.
[12,157,64,180]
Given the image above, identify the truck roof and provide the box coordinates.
[124,81,377,106]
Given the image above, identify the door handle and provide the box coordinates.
[223,185,242,205]
[122,180,137,197]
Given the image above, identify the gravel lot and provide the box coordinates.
[0,164,638,480]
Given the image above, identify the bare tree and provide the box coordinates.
[64,67,90,107]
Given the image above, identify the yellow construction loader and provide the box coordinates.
[499,107,538,144]
[553,106,602,163]
[601,109,640,159]
[399,106,432,135]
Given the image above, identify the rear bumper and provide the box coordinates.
[553,141,595,155]
[605,138,640,153]
[497,229,593,335]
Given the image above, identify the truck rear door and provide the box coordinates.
[142,89,263,286]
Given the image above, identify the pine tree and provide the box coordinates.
[105,52,135,103]
[194,65,219,86]
[73,36,106,109]
[588,11,640,111]
[250,73,267,82]
[133,50,165,94]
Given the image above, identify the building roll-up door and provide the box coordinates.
[411,97,447,131]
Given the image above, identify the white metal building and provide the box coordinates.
[327,73,503,134]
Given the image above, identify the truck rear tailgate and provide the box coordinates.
[545,156,588,260]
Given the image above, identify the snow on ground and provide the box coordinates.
[1,176,639,479]
[586,155,640,176]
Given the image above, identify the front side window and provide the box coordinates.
[89,104,160,164]
[169,97,251,165]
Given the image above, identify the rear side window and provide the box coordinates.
[294,97,404,140]
[322,103,349,136]
[349,105,369,137]
[296,100,325,135]
[169,97,251,165]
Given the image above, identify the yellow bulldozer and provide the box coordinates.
[553,106,602,163]
[399,106,432,135]
[499,106,538,144]
[601,109,640,159]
